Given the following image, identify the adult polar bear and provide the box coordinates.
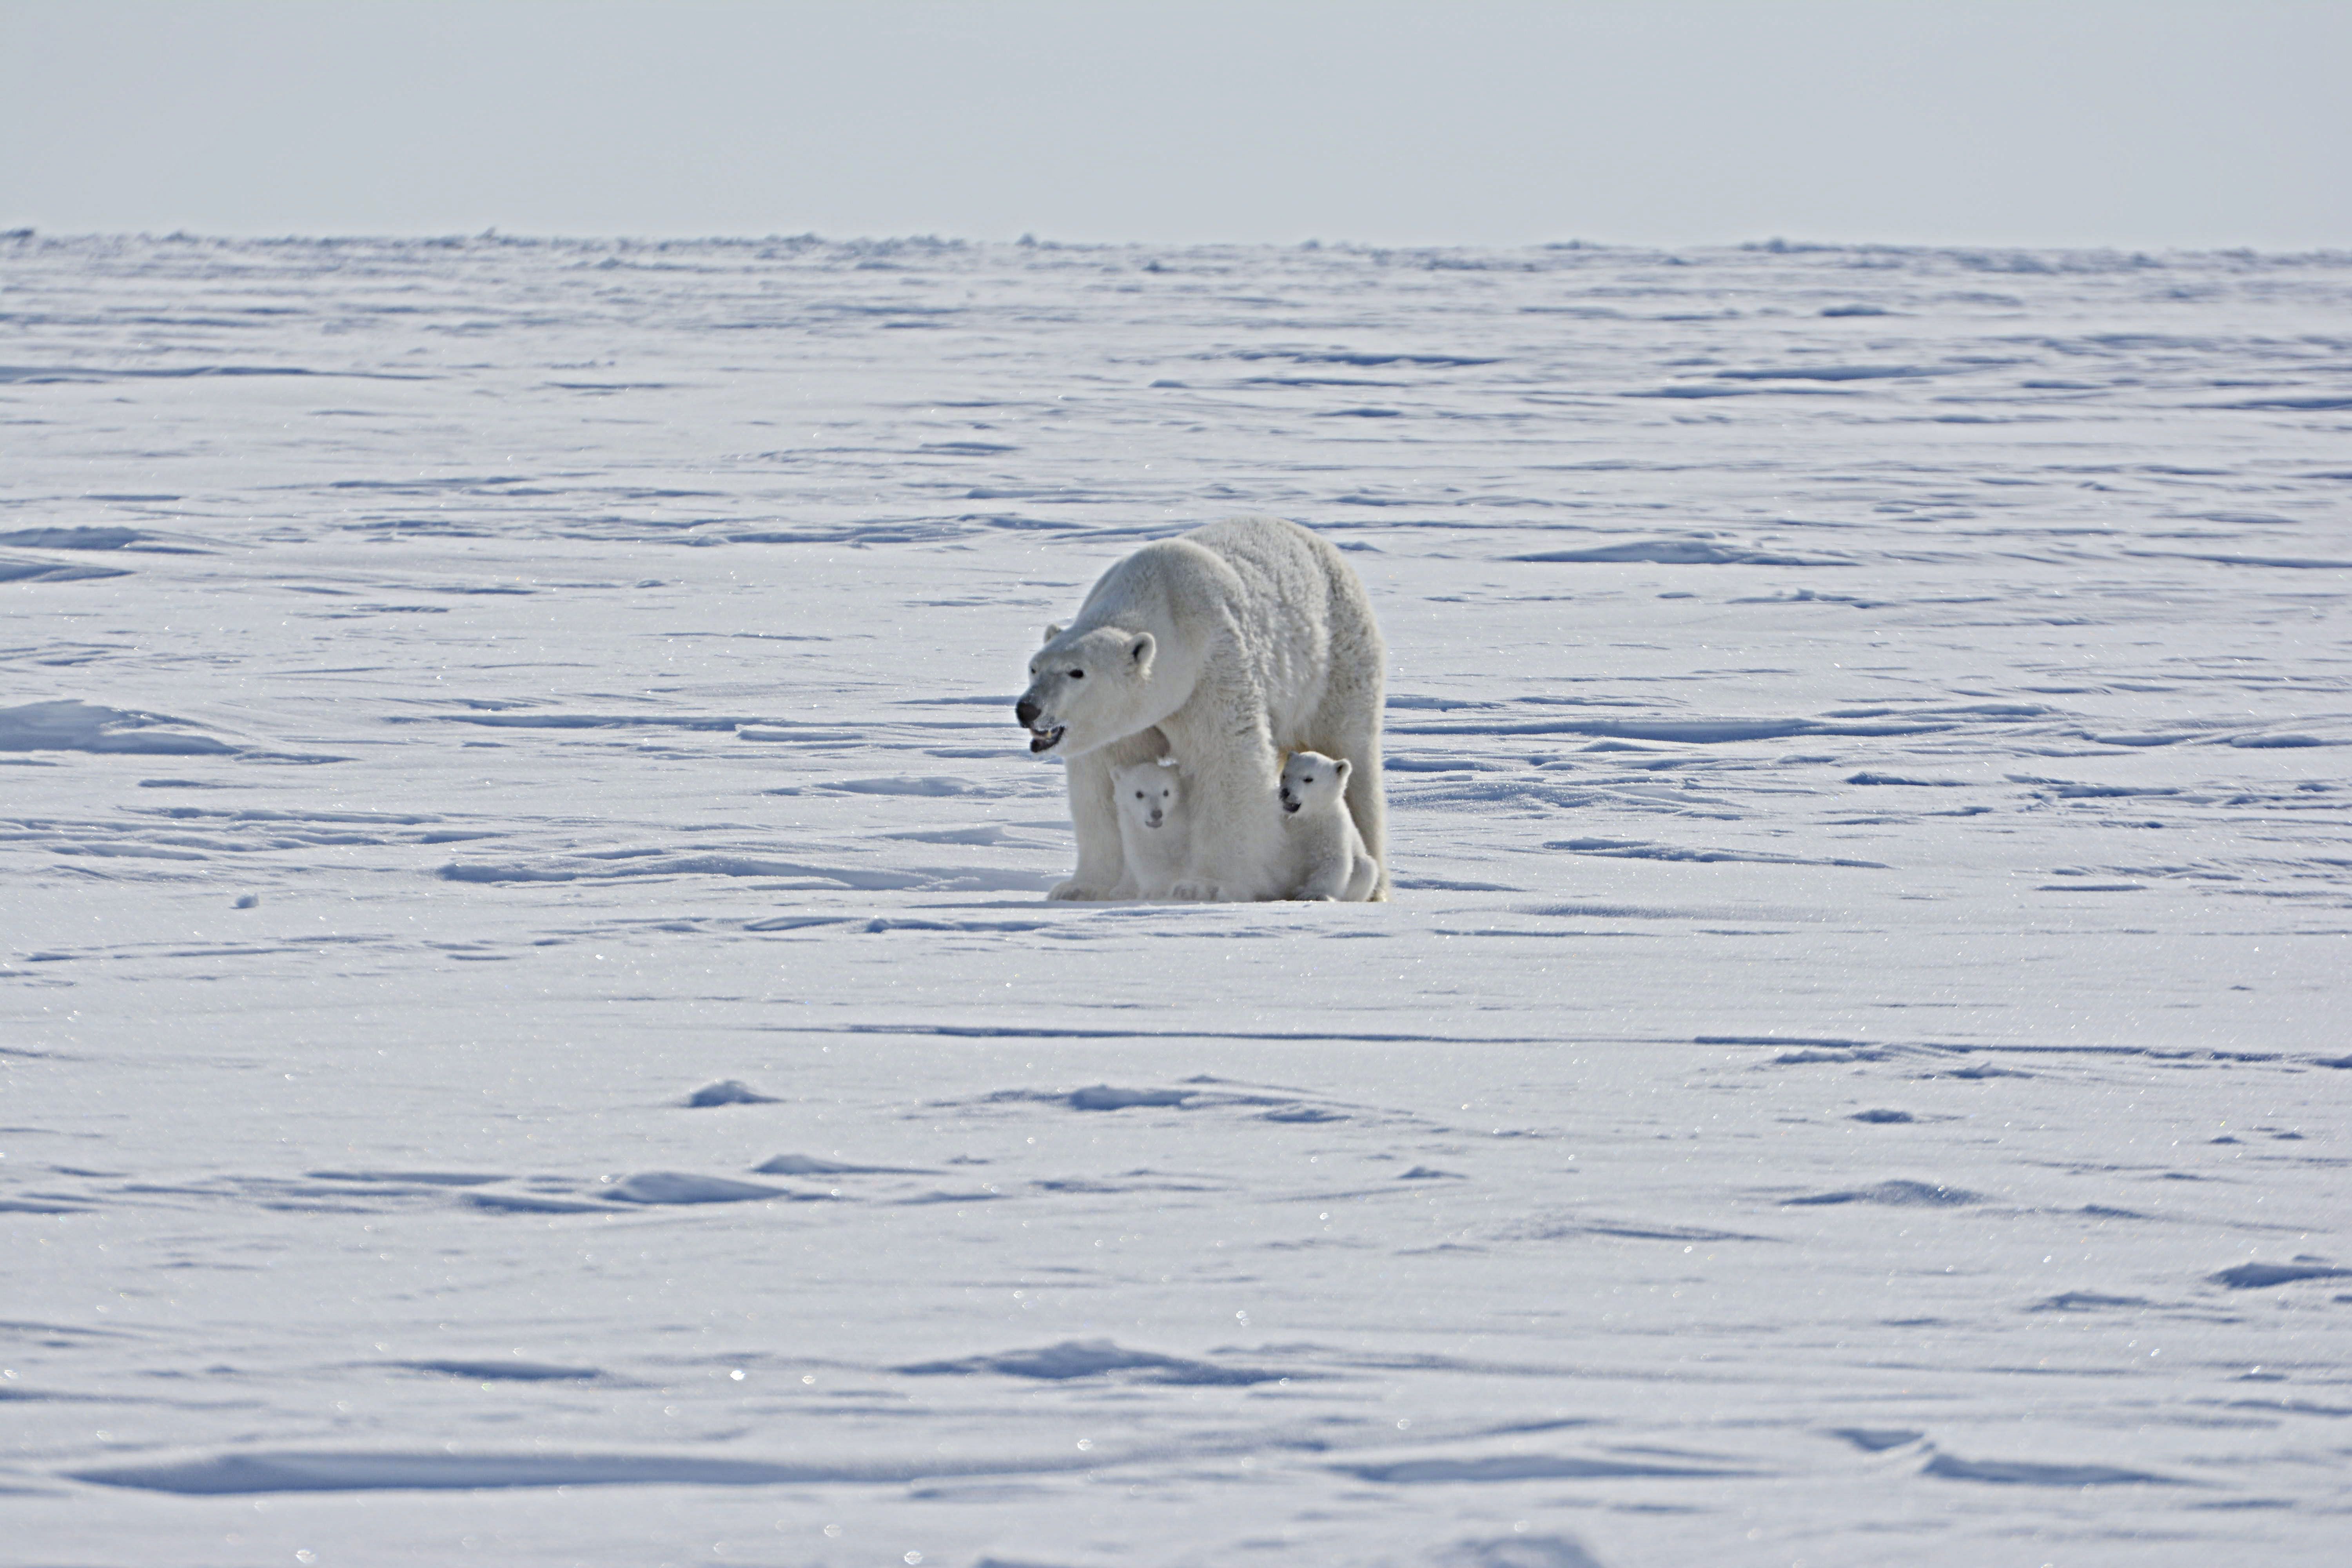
[1015,515,1388,902]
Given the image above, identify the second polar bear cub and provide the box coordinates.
[1278,751,1379,902]
[1111,757,1191,900]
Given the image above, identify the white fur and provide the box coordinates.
[1016,515,1388,902]
[1277,751,1379,901]
[1111,757,1190,900]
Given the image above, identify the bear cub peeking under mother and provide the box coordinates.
[1015,515,1387,902]
[1279,750,1380,902]
[1111,756,1191,901]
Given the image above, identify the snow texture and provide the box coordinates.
[4,232,2350,1567]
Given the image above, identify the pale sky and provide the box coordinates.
[5,0,2348,250]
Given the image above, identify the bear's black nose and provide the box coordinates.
[1015,699,1040,728]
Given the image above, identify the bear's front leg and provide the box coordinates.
[1049,748,1127,900]
[1290,848,1350,902]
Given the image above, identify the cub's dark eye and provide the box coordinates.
[1069,670,1085,679]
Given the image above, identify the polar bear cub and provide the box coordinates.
[1111,757,1191,899]
[1278,751,1379,901]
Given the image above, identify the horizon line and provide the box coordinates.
[8,228,2350,261]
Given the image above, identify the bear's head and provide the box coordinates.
[1278,750,1351,816]
[1014,624,1157,758]
[1112,757,1182,831]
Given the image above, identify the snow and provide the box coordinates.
[4,231,2350,1566]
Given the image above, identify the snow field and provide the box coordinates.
[4,232,2349,1565]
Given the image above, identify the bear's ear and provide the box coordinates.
[1334,757,1352,783]
[1044,622,1065,642]
[1127,633,1155,675]
[1155,754,1179,769]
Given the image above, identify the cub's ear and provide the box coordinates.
[1155,754,1179,769]
[1044,622,1065,642]
[1334,757,1352,782]
[1127,632,1155,674]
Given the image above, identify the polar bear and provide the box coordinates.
[1278,750,1380,901]
[1111,757,1190,900]
[1015,515,1387,902]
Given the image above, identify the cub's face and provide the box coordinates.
[1015,626,1156,758]
[1279,750,1351,816]
[1113,761,1181,830]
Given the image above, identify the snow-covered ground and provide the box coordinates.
[4,233,2349,1567]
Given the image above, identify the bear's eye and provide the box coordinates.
[1068,669,1084,680]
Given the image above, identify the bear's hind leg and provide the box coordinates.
[1312,720,1387,901]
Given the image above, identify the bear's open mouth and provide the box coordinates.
[1028,724,1065,755]
[1281,797,1299,814]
